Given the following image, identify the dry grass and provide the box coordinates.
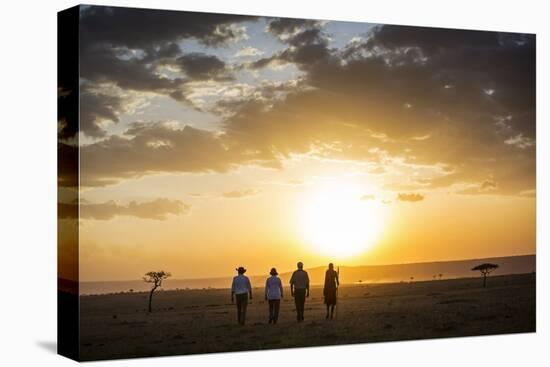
[79,273,535,361]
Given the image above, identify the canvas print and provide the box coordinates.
[58,5,536,361]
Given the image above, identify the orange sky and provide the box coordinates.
[74,171,535,281]
[58,6,536,282]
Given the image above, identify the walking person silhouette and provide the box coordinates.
[231,266,252,325]
[323,263,339,319]
[265,267,283,324]
[290,261,310,322]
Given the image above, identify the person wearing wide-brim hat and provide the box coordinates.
[265,267,283,324]
[231,266,252,325]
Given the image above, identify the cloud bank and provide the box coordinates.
[64,8,535,198]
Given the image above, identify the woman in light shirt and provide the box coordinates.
[265,267,283,324]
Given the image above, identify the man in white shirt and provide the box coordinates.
[231,266,252,325]
[265,267,283,324]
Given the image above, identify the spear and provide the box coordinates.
[335,265,340,319]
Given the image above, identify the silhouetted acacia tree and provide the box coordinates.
[471,263,498,288]
[143,271,171,312]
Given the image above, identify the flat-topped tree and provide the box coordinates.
[143,271,171,313]
[471,263,498,288]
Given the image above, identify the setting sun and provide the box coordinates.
[300,182,386,257]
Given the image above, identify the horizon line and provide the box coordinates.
[77,252,536,283]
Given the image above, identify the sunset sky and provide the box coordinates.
[58,6,535,282]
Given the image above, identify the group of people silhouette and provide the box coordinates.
[231,262,340,325]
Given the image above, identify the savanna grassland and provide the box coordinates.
[79,273,535,361]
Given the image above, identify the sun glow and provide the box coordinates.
[300,181,386,257]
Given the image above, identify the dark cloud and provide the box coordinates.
[80,6,255,49]
[79,85,126,137]
[266,18,322,39]
[77,44,184,138]
[73,5,258,138]
[282,42,332,65]
[79,45,184,93]
[59,198,190,220]
[366,25,502,55]
[142,42,182,62]
[397,193,425,202]
[74,12,535,197]
[249,18,331,69]
[80,122,256,186]
[223,24,535,196]
[175,53,231,81]
[287,27,326,47]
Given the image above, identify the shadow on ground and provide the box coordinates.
[36,340,57,354]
